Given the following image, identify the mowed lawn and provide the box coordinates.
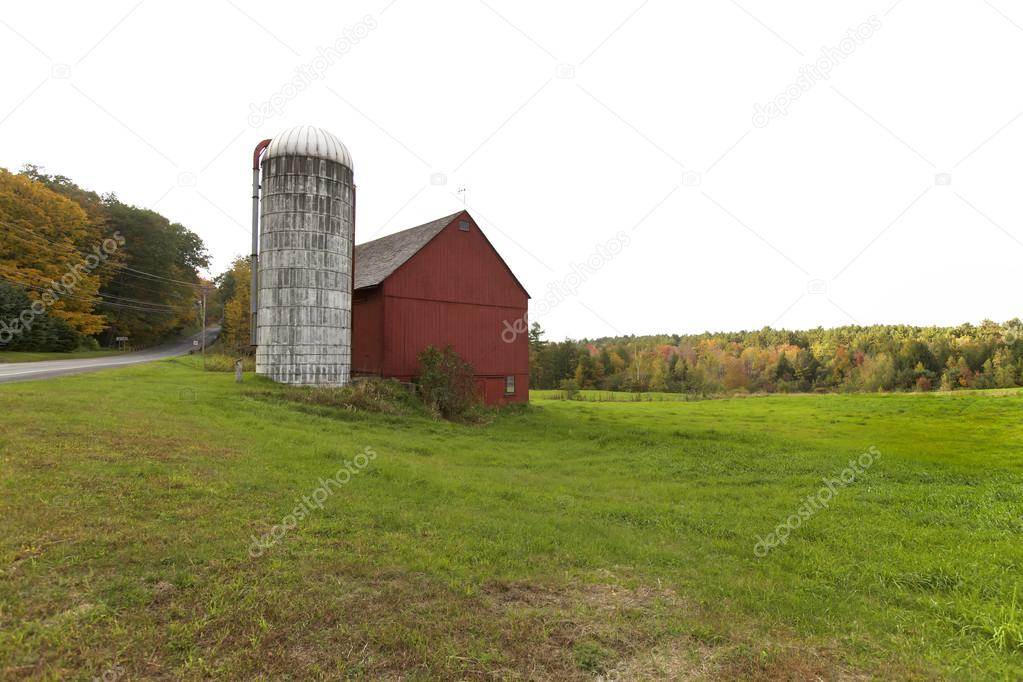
[0,349,123,364]
[1,359,1021,680]
[529,389,692,402]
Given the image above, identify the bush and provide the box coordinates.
[203,355,255,372]
[279,378,425,416]
[0,282,80,351]
[416,345,480,420]
[559,378,580,400]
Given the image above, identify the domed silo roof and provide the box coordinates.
[265,125,353,168]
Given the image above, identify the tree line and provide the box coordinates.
[215,256,252,354]
[529,319,1023,394]
[0,165,209,351]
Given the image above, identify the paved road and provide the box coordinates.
[0,327,220,384]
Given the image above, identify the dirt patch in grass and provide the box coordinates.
[4,528,922,680]
[476,575,869,681]
[123,563,880,680]
[152,567,696,680]
[598,643,718,681]
[714,644,863,682]
[601,641,876,681]
[478,579,669,679]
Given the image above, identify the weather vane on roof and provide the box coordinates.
[457,185,466,206]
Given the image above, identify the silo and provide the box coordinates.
[255,125,354,385]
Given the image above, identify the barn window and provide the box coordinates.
[459,220,470,232]
[504,375,515,394]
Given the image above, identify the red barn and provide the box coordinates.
[351,210,529,404]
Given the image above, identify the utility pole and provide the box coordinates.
[201,287,207,361]
[197,289,207,369]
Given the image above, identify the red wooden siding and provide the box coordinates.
[351,212,529,405]
[352,288,383,375]
[381,297,526,376]
[383,215,527,309]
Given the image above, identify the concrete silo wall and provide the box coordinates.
[255,154,353,384]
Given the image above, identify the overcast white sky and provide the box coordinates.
[2,1,1021,340]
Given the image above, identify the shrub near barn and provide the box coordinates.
[416,345,480,420]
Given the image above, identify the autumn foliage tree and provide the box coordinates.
[528,321,1023,395]
[219,256,251,354]
[0,166,209,351]
[0,168,108,337]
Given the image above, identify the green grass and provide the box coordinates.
[201,354,255,372]
[1,359,1021,679]
[530,389,697,402]
[0,348,123,363]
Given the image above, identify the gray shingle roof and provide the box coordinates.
[353,212,463,289]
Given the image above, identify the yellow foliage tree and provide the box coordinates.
[722,356,748,391]
[608,351,625,373]
[221,257,251,354]
[0,169,107,336]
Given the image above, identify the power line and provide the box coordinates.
[2,221,84,252]
[110,263,205,289]
[0,263,182,310]
[103,272,179,298]
[0,275,178,314]
[3,227,80,257]
[104,265,205,293]
[0,275,179,314]
[94,299,181,314]
[0,269,181,314]
[4,225,200,294]
[96,290,178,309]
[1,221,206,289]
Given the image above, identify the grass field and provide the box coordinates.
[529,389,697,402]
[0,349,123,363]
[1,359,1021,680]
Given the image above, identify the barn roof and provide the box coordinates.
[353,212,463,289]
[354,210,530,297]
